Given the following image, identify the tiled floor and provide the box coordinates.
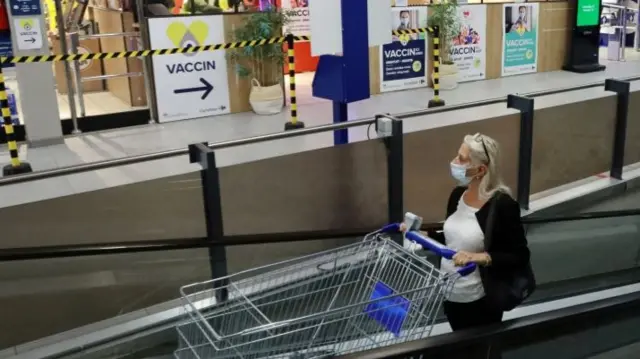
[1,56,640,208]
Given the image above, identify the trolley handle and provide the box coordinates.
[379,223,400,233]
[404,230,477,276]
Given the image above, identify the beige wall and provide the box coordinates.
[0,94,628,247]
[372,2,572,94]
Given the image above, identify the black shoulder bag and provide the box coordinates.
[481,193,536,312]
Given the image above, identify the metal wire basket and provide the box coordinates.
[174,226,469,359]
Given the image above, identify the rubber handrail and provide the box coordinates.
[0,208,638,262]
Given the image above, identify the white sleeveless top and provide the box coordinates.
[440,195,486,303]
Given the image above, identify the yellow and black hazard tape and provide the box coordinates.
[0,27,438,64]
[0,35,312,64]
[392,27,439,37]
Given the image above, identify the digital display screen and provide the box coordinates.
[577,0,601,27]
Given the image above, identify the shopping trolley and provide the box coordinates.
[174,223,476,359]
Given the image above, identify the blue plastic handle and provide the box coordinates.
[404,230,477,276]
[379,223,400,233]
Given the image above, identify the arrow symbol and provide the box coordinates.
[25,38,35,43]
[173,78,213,100]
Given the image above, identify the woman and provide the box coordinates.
[403,133,530,331]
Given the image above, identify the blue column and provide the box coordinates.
[312,0,370,146]
[333,102,348,145]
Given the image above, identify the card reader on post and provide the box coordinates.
[402,212,423,251]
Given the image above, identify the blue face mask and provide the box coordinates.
[450,162,472,185]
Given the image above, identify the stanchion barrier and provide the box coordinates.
[284,33,304,131]
[427,27,445,108]
[0,36,311,64]
[0,67,31,176]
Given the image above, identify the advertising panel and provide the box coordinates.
[282,0,310,36]
[149,16,231,123]
[380,7,428,93]
[450,5,486,82]
[577,0,600,27]
[501,3,539,77]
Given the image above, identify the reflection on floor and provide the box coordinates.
[56,90,146,120]
[1,58,640,207]
[4,78,144,125]
[599,46,640,62]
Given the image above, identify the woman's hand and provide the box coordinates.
[452,251,491,267]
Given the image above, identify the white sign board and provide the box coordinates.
[13,17,42,50]
[310,0,392,56]
[368,0,392,48]
[148,16,231,123]
[309,0,342,56]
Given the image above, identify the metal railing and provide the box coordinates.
[0,74,638,187]
[67,31,144,132]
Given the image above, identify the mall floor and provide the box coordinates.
[1,51,640,208]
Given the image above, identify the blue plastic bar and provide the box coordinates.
[379,223,400,233]
[404,230,477,276]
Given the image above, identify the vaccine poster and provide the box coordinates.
[148,16,231,123]
[450,5,487,82]
[380,7,428,93]
[501,3,539,77]
[282,0,310,37]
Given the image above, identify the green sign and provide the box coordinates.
[577,0,600,27]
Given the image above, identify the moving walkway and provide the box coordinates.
[1,207,640,359]
[1,73,640,358]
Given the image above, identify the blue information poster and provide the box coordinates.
[380,7,428,93]
[9,0,42,16]
[0,31,15,69]
[501,3,539,77]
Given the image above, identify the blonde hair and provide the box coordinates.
[463,133,511,200]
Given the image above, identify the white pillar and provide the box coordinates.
[7,0,63,147]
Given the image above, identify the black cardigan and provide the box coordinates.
[432,186,531,306]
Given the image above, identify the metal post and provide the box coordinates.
[507,94,535,210]
[0,67,31,176]
[284,33,304,130]
[428,26,445,108]
[333,102,348,145]
[385,115,404,245]
[621,8,627,61]
[54,0,80,133]
[605,79,630,180]
[636,3,640,51]
[188,142,228,303]
[69,32,85,129]
[136,0,159,124]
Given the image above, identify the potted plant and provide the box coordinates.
[428,0,461,90]
[227,7,290,115]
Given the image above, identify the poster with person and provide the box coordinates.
[501,3,539,77]
[450,5,486,82]
[282,0,310,36]
[380,7,428,93]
